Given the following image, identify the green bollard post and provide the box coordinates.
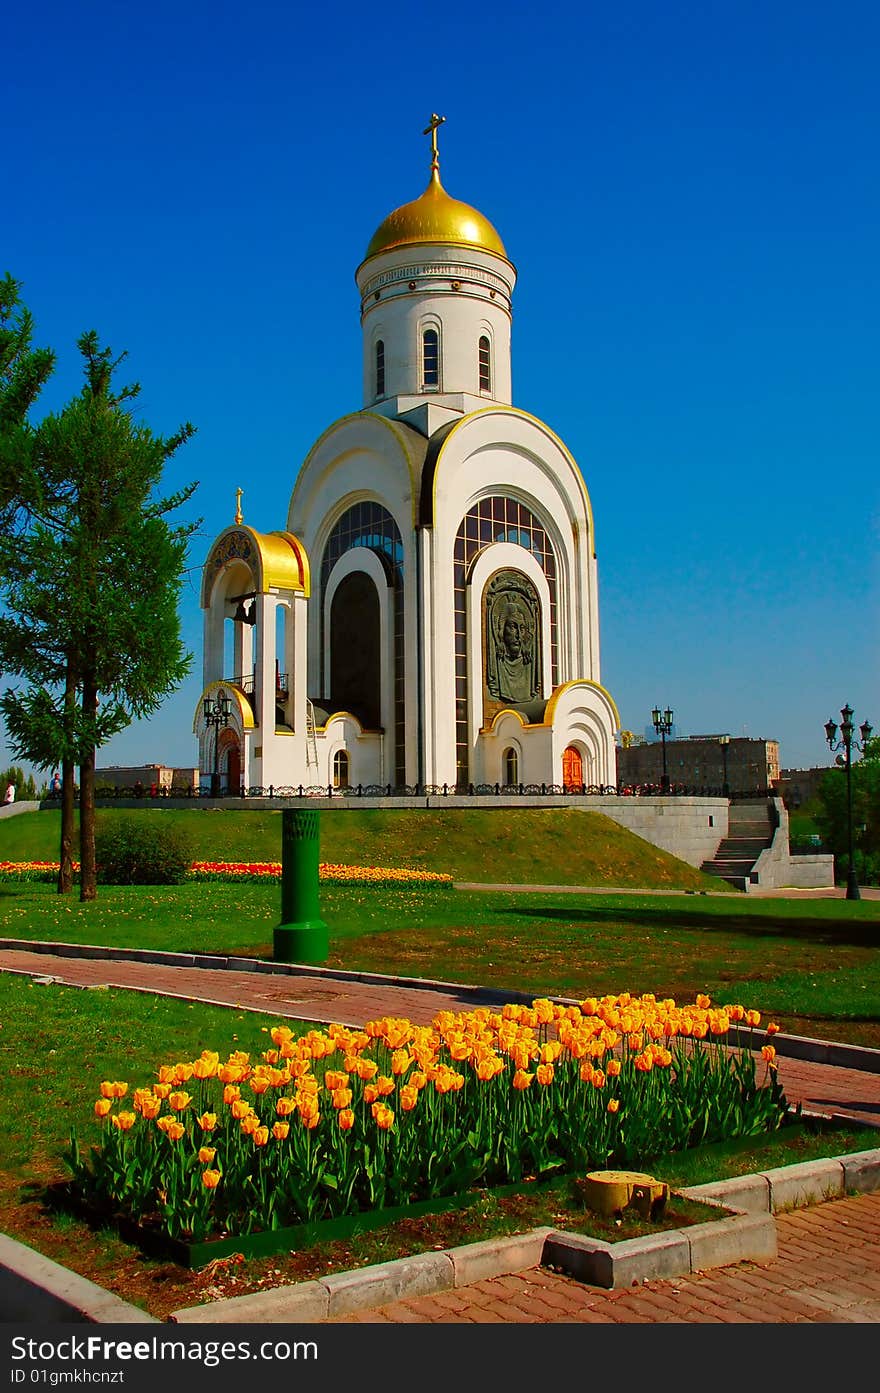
[273,808,329,963]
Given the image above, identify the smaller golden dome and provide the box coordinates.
[364,168,507,262]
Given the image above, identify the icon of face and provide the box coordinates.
[502,615,523,657]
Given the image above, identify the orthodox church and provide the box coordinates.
[195,117,620,793]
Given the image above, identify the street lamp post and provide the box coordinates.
[719,734,731,797]
[203,691,233,797]
[825,704,873,901]
[651,706,674,792]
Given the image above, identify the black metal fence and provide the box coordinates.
[48,783,776,804]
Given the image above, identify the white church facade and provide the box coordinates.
[195,118,620,794]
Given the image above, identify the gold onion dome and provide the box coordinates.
[364,166,507,261]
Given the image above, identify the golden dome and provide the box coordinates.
[364,168,507,261]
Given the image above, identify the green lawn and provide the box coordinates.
[3,879,878,1043]
[1,805,728,890]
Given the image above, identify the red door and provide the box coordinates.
[562,746,583,790]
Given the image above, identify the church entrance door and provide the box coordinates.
[227,743,241,796]
[562,745,583,790]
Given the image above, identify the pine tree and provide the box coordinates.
[0,330,198,899]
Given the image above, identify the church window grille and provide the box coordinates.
[504,747,518,787]
[453,496,558,786]
[320,502,406,785]
[333,749,350,790]
[478,336,491,392]
[375,340,385,397]
[422,328,439,388]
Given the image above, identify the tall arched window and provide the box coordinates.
[375,340,385,397]
[478,335,491,392]
[504,747,518,787]
[333,749,350,790]
[422,327,439,388]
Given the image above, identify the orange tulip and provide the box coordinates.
[512,1069,533,1091]
[536,1064,554,1086]
[331,1087,353,1109]
[201,1169,221,1189]
[197,1112,218,1131]
[168,1091,191,1112]
[153,1083,172,1100]
[766,1022,779,1035]
[338,1108,354,1130]
[272,1122,290,1140]
[399,1085,418,1111]
[607,1098,620,1113]
[275,1097,296,1117]
[372,1103,394,1130]
[606,1058,621,1077]
[231,1099,251,1120]
[198,1146,216,1163]
[761,1045,777,1064]
[252,1126,270,1147]
[745,1009,761,1027]
[94,1098,112,1118]
[111,1112,136,1131]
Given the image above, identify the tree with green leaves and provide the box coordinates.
[0,328,198,900]
[0,273,56,529]
[815,737,880,887]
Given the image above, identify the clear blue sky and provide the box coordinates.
[3,0,878,777]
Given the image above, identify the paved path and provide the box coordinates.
[335,1191,880,1324]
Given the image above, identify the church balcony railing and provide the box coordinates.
[221,673,290,705]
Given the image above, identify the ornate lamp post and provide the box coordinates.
[651,706,674,791]
[719,734,731,797]
[825,704,873,901]
[203,691,233,797]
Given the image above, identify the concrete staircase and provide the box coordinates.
[701,800,774,890]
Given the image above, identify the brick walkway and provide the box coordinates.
[334,1191,880,1323]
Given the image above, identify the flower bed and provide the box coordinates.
[0,859,452,887]
[66,993,787,1257]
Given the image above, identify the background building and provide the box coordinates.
[616,735,780,793]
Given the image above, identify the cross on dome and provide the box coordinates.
[422,113,446,171]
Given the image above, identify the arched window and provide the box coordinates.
[422,327,439,388]
[333,749,350,790]
[504,747,518,787]
[478,335,491,392]
[375,340,385,397]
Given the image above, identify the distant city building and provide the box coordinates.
[95,765,199,794]
[616,736,780,792]
[777,766,835,808]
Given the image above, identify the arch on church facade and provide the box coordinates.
[319,502,404,781]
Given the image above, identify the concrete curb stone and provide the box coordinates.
[760,1157,845,1211]
[0,1233,157,1323]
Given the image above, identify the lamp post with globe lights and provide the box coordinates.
[651,706,674,792]
[203,690,233,797]
[825,705,873,901]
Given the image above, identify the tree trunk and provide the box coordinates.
[57,665,77,895]
[79,672,97,902]
[58,759,75,894]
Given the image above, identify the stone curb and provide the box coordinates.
[0,1232,158,1323]
[3,1150,878,1323]
[167,1149,880,1321]
[3,937,879,1074]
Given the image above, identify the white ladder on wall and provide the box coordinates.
[305,700,319,768]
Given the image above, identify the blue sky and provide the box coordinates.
[3,0,878,777]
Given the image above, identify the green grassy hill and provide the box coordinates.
[1,806,726,891]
